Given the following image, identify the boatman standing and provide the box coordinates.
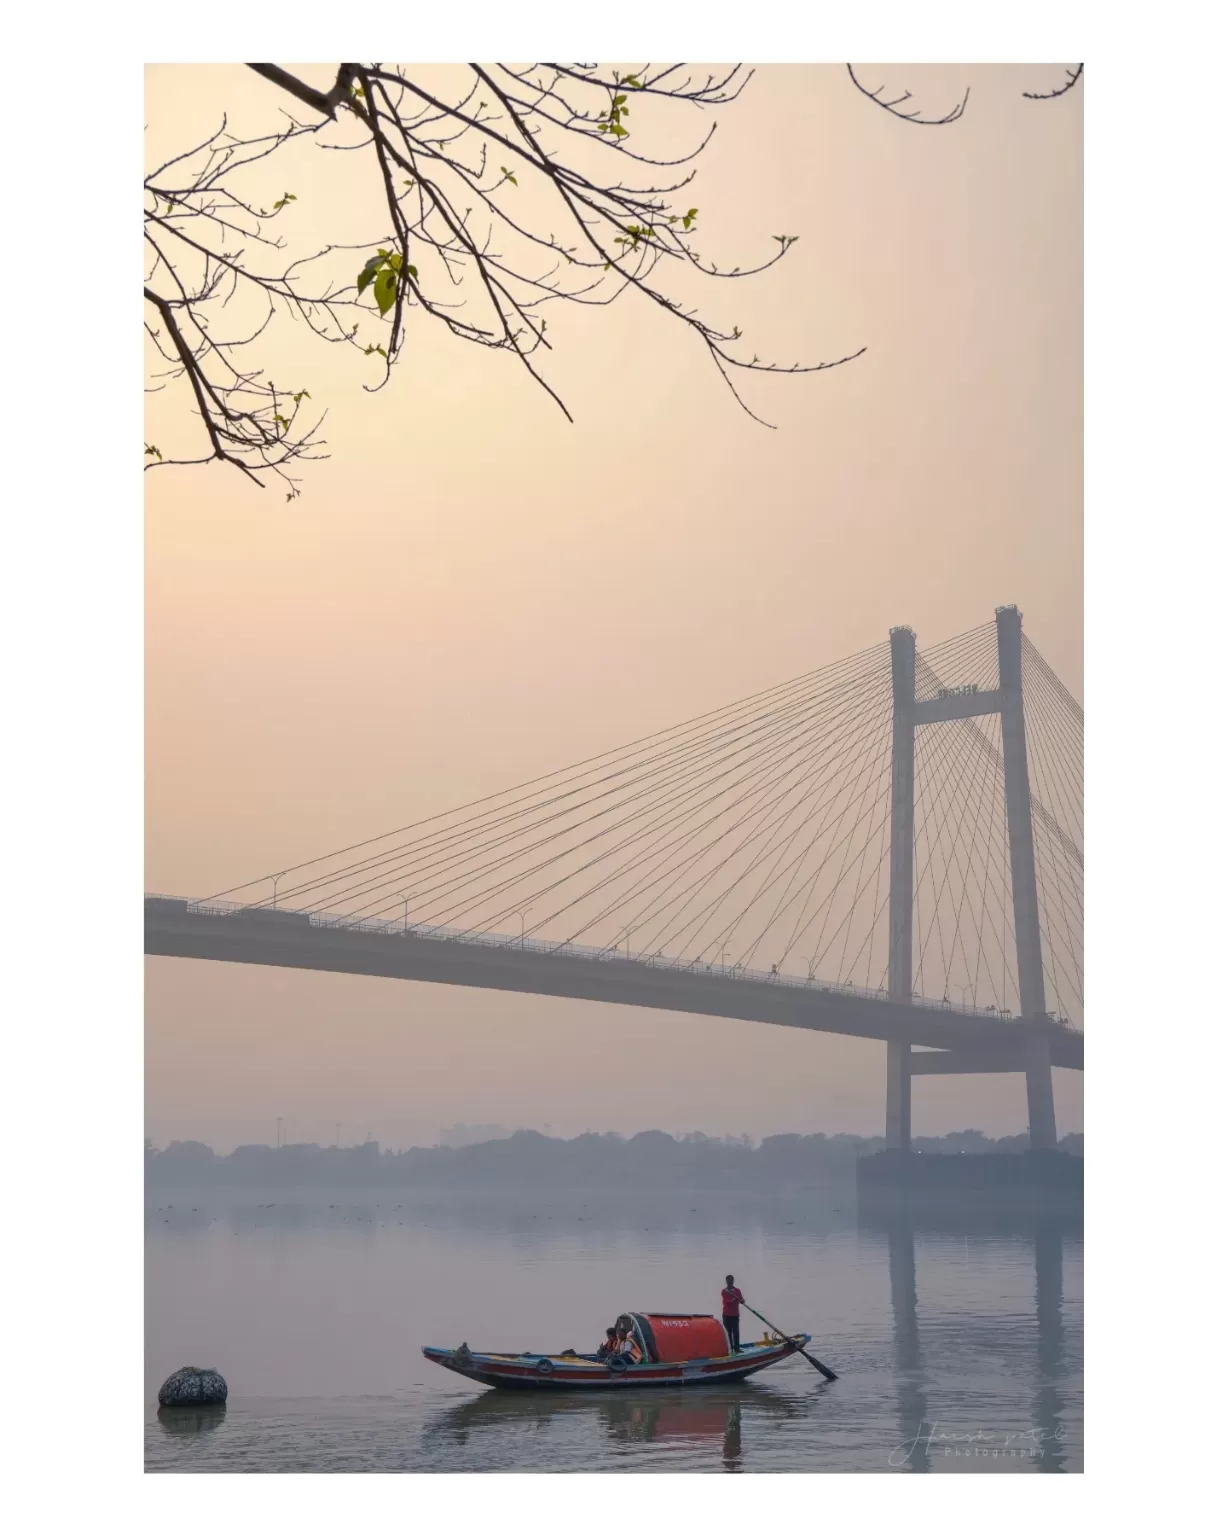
[721,1274,745,1353]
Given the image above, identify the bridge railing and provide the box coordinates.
[148,892,1077,1031]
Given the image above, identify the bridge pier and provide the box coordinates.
[886,1042,911,1149]
[1023,1036,1058,1151]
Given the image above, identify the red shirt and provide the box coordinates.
[721,1286,744,1318]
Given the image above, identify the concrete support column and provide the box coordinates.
[886,626,916,1150]
[886,1043,911,1151]
[996,606,1058,1150]
[1023,1034,1058,1150]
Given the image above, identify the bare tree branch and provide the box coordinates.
[145,63,865,492]
[246,64,360,120]
[846,64,969,126]
[1022,64,1084,101]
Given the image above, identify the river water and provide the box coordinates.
[144,1189,1082,1473]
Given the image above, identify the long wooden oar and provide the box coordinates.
[743,1300,838,1381]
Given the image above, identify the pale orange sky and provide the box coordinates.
[145,63,1082,1149]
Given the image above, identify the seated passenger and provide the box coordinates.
[596,1327,619,1360]
[617,1327,642,1363]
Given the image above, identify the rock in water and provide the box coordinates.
[157,1365,228,1406]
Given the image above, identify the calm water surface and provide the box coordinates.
[145,1190,1082,1472]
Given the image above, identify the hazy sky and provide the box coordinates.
[145,63,1082,1150]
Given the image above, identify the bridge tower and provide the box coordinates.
[886,625,917,1151]
[884,606,1058,1152]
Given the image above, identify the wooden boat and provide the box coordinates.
[423,1311,810,1392]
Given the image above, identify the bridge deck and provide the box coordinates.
[144,898,1083,1070]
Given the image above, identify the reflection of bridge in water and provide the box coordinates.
[870,1209,1078,1473]
[148,606,1082,1149]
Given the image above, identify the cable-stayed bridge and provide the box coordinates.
[146,606,1083,1149]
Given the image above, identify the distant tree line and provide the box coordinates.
[145,1127,1083,1191]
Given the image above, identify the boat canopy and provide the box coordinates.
[629,1313,730,1364]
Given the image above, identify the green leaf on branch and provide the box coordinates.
[373,268,398,316]
[599,91,634,139]
[499,166,518,186]
[272,192,297,211]
[144,443,162,460]
[357,246,410,304]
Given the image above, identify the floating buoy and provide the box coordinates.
[157,1365,228,1406]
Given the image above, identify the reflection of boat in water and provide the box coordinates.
[424,1379,815,1458]
[424,1311,809,1392]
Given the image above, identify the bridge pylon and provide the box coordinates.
[886,625,917,1150]
[884,606,1058,1152]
